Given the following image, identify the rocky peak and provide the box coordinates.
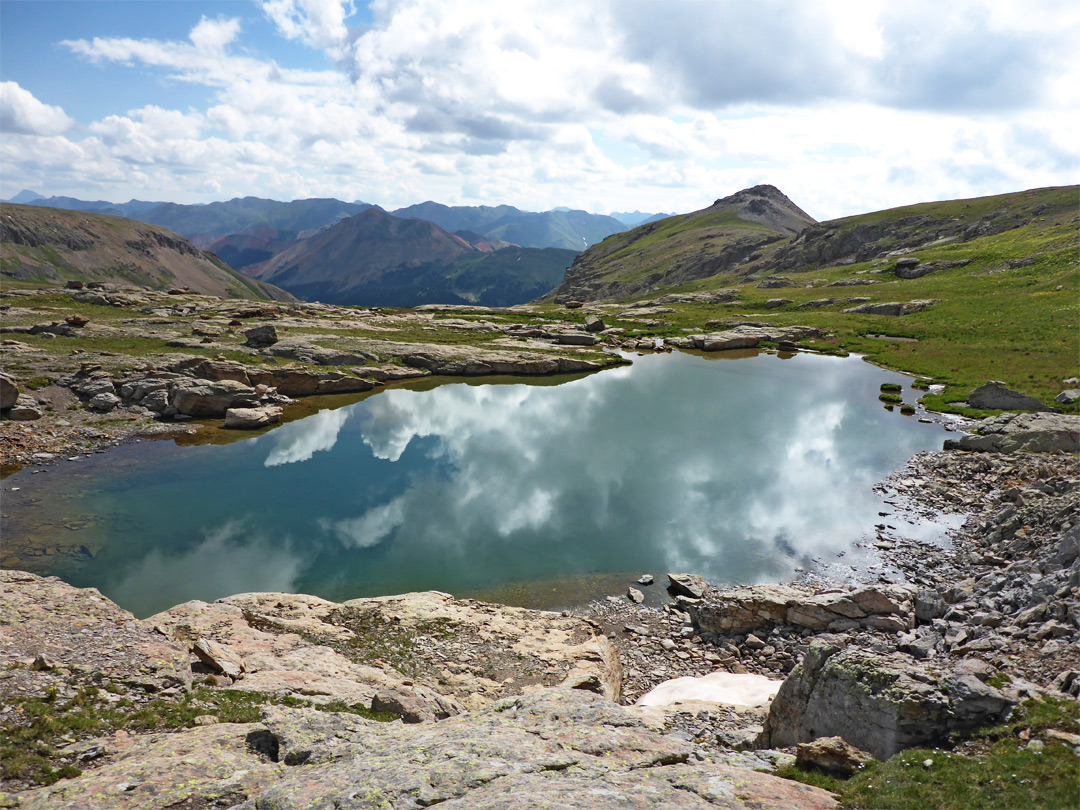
[709,185,817,236]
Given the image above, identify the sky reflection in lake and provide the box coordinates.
[4,351,951,617]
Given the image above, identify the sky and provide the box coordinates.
[1,0,1078,220]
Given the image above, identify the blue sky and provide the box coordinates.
[1,0,1077,218]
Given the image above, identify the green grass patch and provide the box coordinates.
[0,685,394,788]
[879,393,903,404]
[775,697,1080,809]
[880,383,902,393]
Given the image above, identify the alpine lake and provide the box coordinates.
[1,349,961,618]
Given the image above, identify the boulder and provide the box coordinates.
[943,412,1079,453]
[795,736,874,776]
[757,276,796,288]
[556,332,598,346]
[8,394,43,421]
[761,643,1014,759]
[192,637,246,680]
[224,406,283,430]
[967,381,1053,412]
[170,379,260,417]
[265,338,370,366]
[841,300,939,316]
[583,314,605,332]
[0,372,19,410]
[88,392,121,412]
[701,325,821,352]
[764,299,793,309]
[65,313,90,327]
[667,573,708,599]
[1055,389,1080,405]
[244,324,279,347]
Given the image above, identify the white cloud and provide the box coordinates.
[3,2,1076,214]
[0,82,73,136]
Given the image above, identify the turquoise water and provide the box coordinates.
[2,351,950,617]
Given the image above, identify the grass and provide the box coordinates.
[774,697,1080,809]
[0,684,395,788]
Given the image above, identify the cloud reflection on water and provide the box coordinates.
[263,407,351,466]
[317,352,945,588]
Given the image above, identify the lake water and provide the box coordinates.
[2,350,953,617]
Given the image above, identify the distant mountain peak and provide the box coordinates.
[709,184,816,235]
[6,189,45,204]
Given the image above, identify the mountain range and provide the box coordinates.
[6,191,659,256]
[241,207,576,307]
[0,204,292,301]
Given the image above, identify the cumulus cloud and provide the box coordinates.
[0,82,73,135]
[5,1,1076,214]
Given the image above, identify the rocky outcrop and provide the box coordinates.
[966,380,1054,412]
[761,642,1015,759]
[841,300,939,316]
[665,325,821,352]
[943,412,1079,453]
[150,589,622,711]
[690,584,914,637]
[241,690,836,810]
[0,571,191,695]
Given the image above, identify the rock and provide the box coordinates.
[841,300,939,316]
[915,589,948,622]
[16,723,284,810]
[265,338,370,366]
[65,313,90,327]
[667,573,708,599]
[371,687,466,723]
[245,690,837,810]
[0,570,191,694]
[0,372,18,410]
[761,643,1014,759]
[88,392,121,412]
[764,299,793,309]
[701,325,820,351]
[224,406,283,430]
[627,587,645,604]
[795,736,874,776]
[7,394,43,421]
[564,301,583,309]
[583,314,605,332]
[895,257,921,269]
[967,381,1053,412]
[1055,389,1080,405]
[244,324,279,347]
[556,332,598,346]
[151,589,622,710]
[638,574,654,585]
[757,276,796,288]
[192,637,246,680]
[170,379,260,417]
[943,412,1079,453]
[65,279,84,289]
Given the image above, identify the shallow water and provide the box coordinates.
[2,350,952,617]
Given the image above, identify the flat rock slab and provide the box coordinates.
[151,589,622,711]
[17,723,283,810]
[0,570,191,696]
[239,690,836,810]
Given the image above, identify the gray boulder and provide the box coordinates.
[667,573,708,599]
[0,372,18,410]
[224,406,283,430]
[244,324,279,347]
[8,394,43,421]
[556,333,598,346]
[583,314,605,332]
[170,379,260,417]
[943,412,1079,453]
[1054,389,1079,405]
[967,380,1053,412]
[764,298,793,309]
[89,392,121,412]
[841,300,939,316]
[761,643,1014,759]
